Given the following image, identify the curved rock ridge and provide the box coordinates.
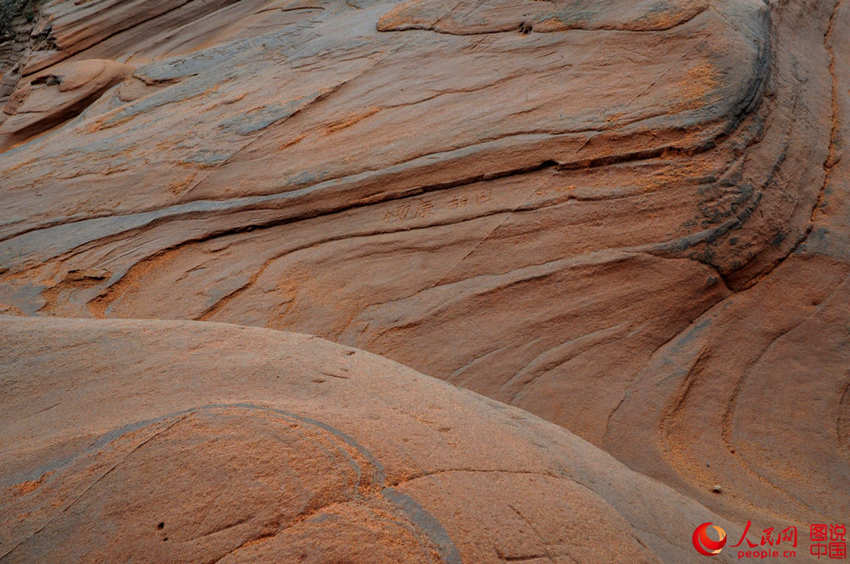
[0,0,847,540]
[0,58,133,147]
[2,315,738,563]
[607,0,850,526]
[377,0,710,34]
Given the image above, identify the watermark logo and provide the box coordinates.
[692,520,847,559]
[693,522,727,556]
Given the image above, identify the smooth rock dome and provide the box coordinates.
[2,316,732,563]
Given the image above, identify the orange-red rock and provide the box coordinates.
[1,58,132,147]
[2,316,738,563]
[0,0,848,560]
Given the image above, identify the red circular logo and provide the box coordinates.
[693,522,727,556]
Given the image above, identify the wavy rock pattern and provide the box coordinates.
[1,58,133,147]
[0,0,848,559]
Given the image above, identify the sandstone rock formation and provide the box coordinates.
[0,0,847,561]
[1,58,133,147]
[2,316,738,563]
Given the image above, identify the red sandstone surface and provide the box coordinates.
[0,0,848,562]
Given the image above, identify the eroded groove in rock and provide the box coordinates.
[1,0,848,543]
[604,0,850,527]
